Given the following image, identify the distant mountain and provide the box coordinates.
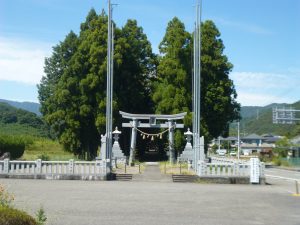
[0,99,41,116]
[232,101,300,137]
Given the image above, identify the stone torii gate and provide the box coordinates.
[120,111,187,165]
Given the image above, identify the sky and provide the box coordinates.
[0,0,299,106]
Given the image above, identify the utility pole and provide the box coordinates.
[105,0,114,170]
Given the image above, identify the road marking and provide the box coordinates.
[292,194,300,197]
[266,175,300,195]
[265,174,300,182]
[266,168,300,175]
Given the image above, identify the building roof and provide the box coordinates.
[262,133,275,137]
[220,136,238,141]
[242,133,266,140]
[264,136,281,143]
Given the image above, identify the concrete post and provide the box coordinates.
[100,134,108,174]
[36,159,42,174]
[100,135,106,160]
[4,158,9,174]
[197,161,205,176]
[233,162,239,176]
[68,159,74,174]
[260,162,265,177]
[168,120,175,164]
[199,136,205,161]
[96,160,104,174]
[188,160,192,171]
[129,119,138,165]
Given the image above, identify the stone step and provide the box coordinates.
[172,175,199,183]
[115,174,133,181]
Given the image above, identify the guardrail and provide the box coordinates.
[0,159,106,176]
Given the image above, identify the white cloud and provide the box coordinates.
[235,92,292,107]
[213,17,273,35]
[230,72,295,89]
[230,71,300,106]
[0,37,52,84]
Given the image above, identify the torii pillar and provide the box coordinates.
[168,120,175,164]
[129,119,138,165]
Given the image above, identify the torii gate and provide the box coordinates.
[120,111,187,165]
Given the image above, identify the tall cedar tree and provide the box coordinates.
[38,9,156,158]
[152,18,240,152]
[153,17,193,150]
[200,20,240,139]
[114,20,157,156]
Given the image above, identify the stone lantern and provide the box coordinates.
[178,128,194,162]
[112,127,125,161]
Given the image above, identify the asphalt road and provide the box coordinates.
[265,167,300,181]
[265,167,300,195]
[1,174,300,225]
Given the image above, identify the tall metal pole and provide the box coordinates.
[237,121,240,160]
[192,22,196,150]
[198,0,202,138]
[193,0,202,168]
[106,0,113,168]
[110,9,114,162]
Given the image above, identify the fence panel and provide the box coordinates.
[0,160,106,176]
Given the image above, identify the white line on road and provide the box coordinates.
[266,174,300,182]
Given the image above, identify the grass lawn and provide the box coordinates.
[21,138,76,161]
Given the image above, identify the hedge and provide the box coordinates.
[0,135,26,159]
[0,206,37,225]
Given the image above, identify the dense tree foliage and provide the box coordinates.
[38,9,156,158]
[38,9,240,159]
[152,17,192,150]
[152,18,240,152]
[200,20,240,139]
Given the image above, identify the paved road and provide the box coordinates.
[265,167,300,181]
[1,174,300,225]
[265,167,300,195]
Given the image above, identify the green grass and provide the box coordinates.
[21,138,75,161]
[0,122,49,138]
[159,161,195,175]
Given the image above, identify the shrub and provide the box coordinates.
[0,135,26,159]
[36,207,47,225]
[37,153,50,161]
[0,206,38,225]
[272,157,290,167]
[0,184,14,207]
[272,157,282,166]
